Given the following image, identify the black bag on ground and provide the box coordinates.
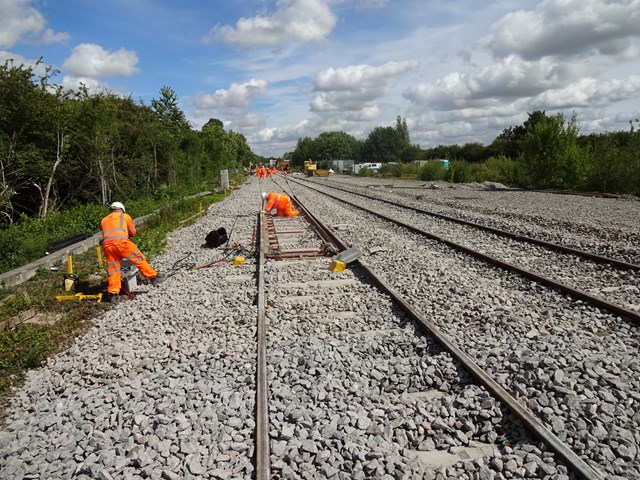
[205,228,228,248]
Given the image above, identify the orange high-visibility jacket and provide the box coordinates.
[101,211,136,246]
[264,192,291,212]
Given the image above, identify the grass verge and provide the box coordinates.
[0,190,230,415]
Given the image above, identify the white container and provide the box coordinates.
[121,264,138,292]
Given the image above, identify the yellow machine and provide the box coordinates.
[56,293,103,303]
[55,253,104,302]
[63,255,79,291]
[304,160,317,175]
[304,160,331,177]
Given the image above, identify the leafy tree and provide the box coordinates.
[459,142,490,163]
[580,123,640,195]
[0,59,62,220]
[398,144,423,163]
[489,111,546,159]
[291,137,315,167]
[520,111,587,189]
[203,118,224,131]
[361,126,404,162]
[395,115,410,144]
[313,131,361,163]
[151,86,190,132]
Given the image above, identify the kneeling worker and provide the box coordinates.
[101,202,164,300]
[261,192,300,217]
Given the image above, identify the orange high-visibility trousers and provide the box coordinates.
[103,239,157,294]
[277,201,299,217]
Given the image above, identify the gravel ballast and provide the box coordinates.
[1,175,638,479]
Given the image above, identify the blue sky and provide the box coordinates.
[2,0,640,157]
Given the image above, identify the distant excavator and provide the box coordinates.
[304,160,331,177]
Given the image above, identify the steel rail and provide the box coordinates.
[284,189,604,480]
[255,211,270,480]
[294,179,640,325]
[253,193,342,479]
[299,178,640,272]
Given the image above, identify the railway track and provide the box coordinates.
[253,183,604,479]
[278,177,639,479]
[1,177,637,479]
[289,177,640,321]
[313,176,640,267]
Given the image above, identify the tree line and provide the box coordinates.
[0,59,259,227]
[2,55,638,232]
[286,113,640,195]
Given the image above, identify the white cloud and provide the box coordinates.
[59,75,109,95]
[0,50,31,67]
[193,79,268,111]
[62,43,139,78]
[403,56,584,110]
[310,60,418,120]
[188,79,270,134]
[314,61,418,91]
[479,0,640,60]
[203,0,337,47]
[529,75,640,109]
[41,28,70,45]
[0,0,69,48]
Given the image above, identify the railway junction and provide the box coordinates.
[1,174,639,480]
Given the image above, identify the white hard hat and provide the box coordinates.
[261,192,267,200]
[110,201,125,212]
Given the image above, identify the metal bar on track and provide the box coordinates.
[255,211,270,480]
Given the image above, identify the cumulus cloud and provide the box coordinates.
[56,44,139,95]
[192,79,268,114]
[62,43,139,78]
[310,60,418,120]
[529,75,640,109]
[203,0,337,47]
[403,56,584,110]
[59,75,109,94]
[479,0,640,60]
[0,0,69,48]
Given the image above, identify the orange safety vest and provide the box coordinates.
[101,211,136,246]
[265,192,293,211]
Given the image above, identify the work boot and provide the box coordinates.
[150,274,166,287]
[104,292,120,304]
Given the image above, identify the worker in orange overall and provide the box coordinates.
[100,202,164,300]
[261,192,299,217]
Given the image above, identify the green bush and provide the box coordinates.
[0,204,106,274]
[418,161,447,181]
[357,167,375,177]
[379,162,417,178]
[473,156,523,187]
[0,183,217,274]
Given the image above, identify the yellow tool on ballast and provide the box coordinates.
[96,246,104,270]
[63,255,79,291]
[56,293,103,303]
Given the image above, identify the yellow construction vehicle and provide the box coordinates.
[304,160,317,176]
[304,160,332,177]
